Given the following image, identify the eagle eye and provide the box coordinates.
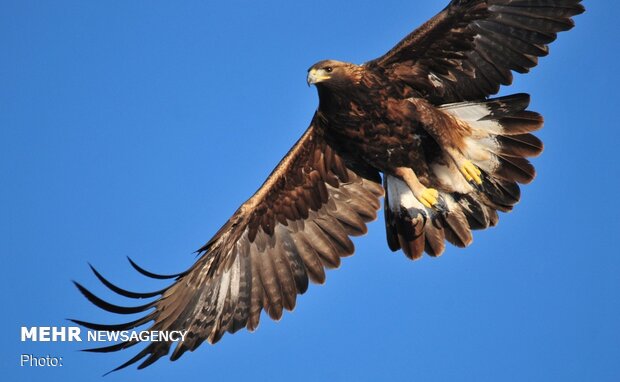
[324,66,333,73]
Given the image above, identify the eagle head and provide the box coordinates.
[307,60,359,88]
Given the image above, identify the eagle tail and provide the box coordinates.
[384,176,479,260]
[385,93,543,260]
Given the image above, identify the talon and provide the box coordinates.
[417,187,439,208]
[460,161,482,185]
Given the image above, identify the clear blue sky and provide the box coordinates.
[2,1,618,381]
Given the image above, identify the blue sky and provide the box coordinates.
[2,1,618,381]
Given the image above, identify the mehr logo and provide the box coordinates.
[21,326,82,342]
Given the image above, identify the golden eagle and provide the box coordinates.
[73,0,584,371]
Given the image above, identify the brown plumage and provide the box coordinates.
[73,0,584,372]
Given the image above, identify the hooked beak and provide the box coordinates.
[307,68,330,86]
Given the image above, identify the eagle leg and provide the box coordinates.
[393,167,438,208]
[445,148,483,185]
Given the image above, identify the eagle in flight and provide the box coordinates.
[74,0,584,372]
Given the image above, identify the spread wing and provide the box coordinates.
[366,0,584,103]
[72,116,383,372]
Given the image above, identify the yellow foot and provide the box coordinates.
[394,167,441,209]
[460,160,482,185]
[416,187,439,208]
